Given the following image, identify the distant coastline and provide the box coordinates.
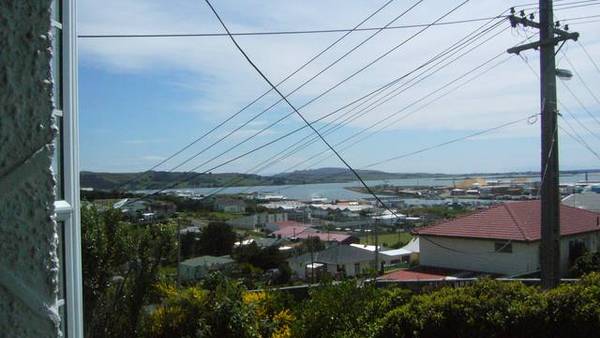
[80,167,600,191]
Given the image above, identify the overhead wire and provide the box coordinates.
[208,25,534,198]
[270,19,510,168]
[160,0,426,175]
[200,0,475,216]
[125,0,476,204]
[153,0,473,184]
[113,0,398,190]
[361,116,539,169]
[561,52,600,116]
[519,48,600,180]
[577,41,600,73]
[248,19,509,181]
[77,1,596,39]
[199,13,512,196]
[294,30,513,172]
[78,15,507,39]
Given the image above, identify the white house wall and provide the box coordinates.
[420,233,600,276]
[419,236,540,276]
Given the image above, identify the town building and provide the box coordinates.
[227,212,288,230]
[563,192,600,213]
[414,201,600,276]
[269,221,359,244]
[214,198,246,213]
[179,255,236,281]
[287,245,382,279]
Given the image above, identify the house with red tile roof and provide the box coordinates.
[270,220,358,244]
[413,201,600,276]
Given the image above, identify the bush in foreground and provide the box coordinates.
[374,273,600,338]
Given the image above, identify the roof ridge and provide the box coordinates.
[503,202,530,241]
[560,202,600,216]
[412,203,505,235]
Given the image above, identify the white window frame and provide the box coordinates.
[52,0,83,337]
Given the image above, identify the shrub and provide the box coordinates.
[373,275,600,338]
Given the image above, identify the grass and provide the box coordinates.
[359,232,412,247]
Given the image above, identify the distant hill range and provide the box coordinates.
[80,168,447,191]
[80,167,600,191]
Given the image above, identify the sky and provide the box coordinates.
[78,0,600,175]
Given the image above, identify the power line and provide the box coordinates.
[308,53,509,173]
[228,31,531,198]
[76,1,597,39]
[566,18,600,24]
[161,0,426,176]
[209,20,528,196]
[362,115,538,169]
[561,13,600,21]
[114,0,397,190]
[558,118,600,161]
[126,0,469,203]
[285,31,531,174]
[519,50,600,151]
[263,18,509,174]
[282,20,509,156]
[558,77,600,128]
[292,27,513,171]
[202,15,512,198]
[561,52,600,103]
[78,15,507,39]
[201,0,474,216]
[577,41,600,73]
[520,0,600,11]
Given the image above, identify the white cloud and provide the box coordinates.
[79,0,600,172]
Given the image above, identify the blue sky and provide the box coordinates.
[78,0,600,175]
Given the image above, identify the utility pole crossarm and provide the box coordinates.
[507,32,579,54]
[506,15,579,55]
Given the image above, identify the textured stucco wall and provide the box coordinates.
[0,1,60,337]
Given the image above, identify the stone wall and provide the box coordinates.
[0,1,60,337]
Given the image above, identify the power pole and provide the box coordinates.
[374,209,380,276]
[507,1,579,289]
[176,218,182,287]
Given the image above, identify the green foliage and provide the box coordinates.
[292,281,383,338]
[233,243,285,270]
[143,277,294,338]
[198,222,237,256]
[571,251,600,277]
[81,206,177,338]
[297,237,325,254]
[374,275,600,338]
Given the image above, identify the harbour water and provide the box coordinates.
[162,172,600,202]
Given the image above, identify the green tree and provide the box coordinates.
[198,222,237,256]
[81,206,177,338]
[571,251,600,277]
[292,281,381,338]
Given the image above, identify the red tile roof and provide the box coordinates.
[274,220,315,229]
[272,225,312,238]
[414,201,600,242]
[379,270,446,281]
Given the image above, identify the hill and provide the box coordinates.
[80,168,443,191]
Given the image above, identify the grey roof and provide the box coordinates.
[563,192,600,212]
[289,245,381,265]
[180,255,235,267]
[216,198,246,207]
[254,237,283,248]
